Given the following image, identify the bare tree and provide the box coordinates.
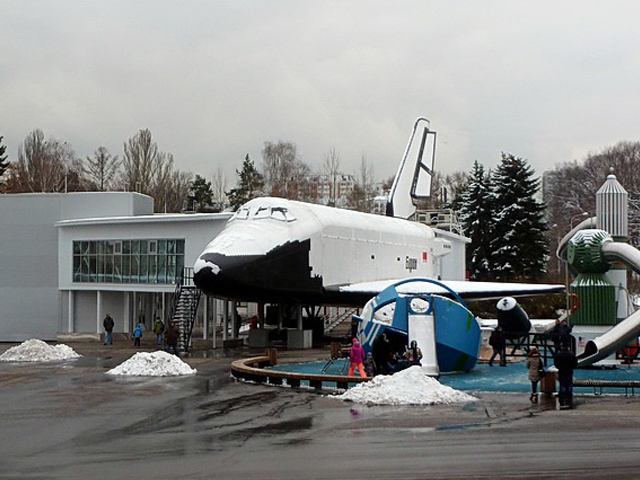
[6,129,84,193]
[347,155,376,212]
[149,151,175,211]
[162,170,193,213]
[262,141,309,199]
[120,129,162,194]
[118,129,193,212]
[322,147,341,206]
[84,146,120,191]
[211,166,228,209]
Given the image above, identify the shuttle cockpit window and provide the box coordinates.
[233,207,250,220]
[248,205,296,222]
[254,206,270,219]
[270,207,296,222]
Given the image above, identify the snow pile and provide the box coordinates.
[0,339,81,362]
[334,366,475,405]
[106,351,197,377]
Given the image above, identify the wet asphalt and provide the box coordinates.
[1,339,640,480]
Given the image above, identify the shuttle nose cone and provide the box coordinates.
[193,239,323,303]
[193,253,250,298]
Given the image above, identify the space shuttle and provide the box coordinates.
[193,117,563,306]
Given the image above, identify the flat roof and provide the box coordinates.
[55,212,233,227]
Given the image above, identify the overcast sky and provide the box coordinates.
[2,1,640,186]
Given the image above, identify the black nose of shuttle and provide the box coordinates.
[193,239,323,303]
[193,252,258,299]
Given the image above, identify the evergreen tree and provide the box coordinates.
[187,174,214,212]
[489,153,548,281]
[458,161,493,280]
[226,154,264,211]
[0,135,9,190]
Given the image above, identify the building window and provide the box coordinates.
[72,238,185,284]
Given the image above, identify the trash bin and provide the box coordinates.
[541,370,556,396]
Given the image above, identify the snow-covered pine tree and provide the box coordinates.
[489,153,548,281]
[458,161,494,280]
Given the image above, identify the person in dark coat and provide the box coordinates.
[164,321,181,357]
[558,320,573,349]
[372,332,392,375]
[364,352,376,377]
[488,326,506,367]
[554,343,578,408]
[548,319,562,348]
[103,314,115,345]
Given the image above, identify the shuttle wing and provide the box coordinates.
[332,278,564,301]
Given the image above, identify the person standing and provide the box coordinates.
[133,322,143,347]
[405,340,423,366]
[103,313,115,345]
[554,343,578,408]
[364,352,376,377]
[488,326,506,367]
[164,321,181,357]
[372,332,392,375]
[348,337,367,377]
[153,317,165,346]
[549,319,562,348]
[558,320,573,349]
[526,347,544,404]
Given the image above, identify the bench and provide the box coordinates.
[573,379,640,396]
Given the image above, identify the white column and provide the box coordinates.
[231,300,237,339]
[297,304,303,330]
[124,292,131,333]
[132,292,137,332]
[223,300,229,341]
[212,298,218,349]
[96,290,102,334]
[203,297,209,340]
[67,290,75,333]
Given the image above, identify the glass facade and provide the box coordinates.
[73,239,185,284]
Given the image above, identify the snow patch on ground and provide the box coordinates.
[0,339,81,362]
[106,351,197,377]
[334,366,476,405]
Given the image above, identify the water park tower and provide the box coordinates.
[596,173,629,322]
[566,172,635,363]
[569,174,628,327]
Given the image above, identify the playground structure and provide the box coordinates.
[556,173,640,367]
[354,278,481,376]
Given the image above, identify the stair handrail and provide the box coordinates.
[169,267,201,351]
[325,307,358,333]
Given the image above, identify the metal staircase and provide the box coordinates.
[169,267,201,352]
[324,307,359,338]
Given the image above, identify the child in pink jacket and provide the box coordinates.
[349,337,367,377]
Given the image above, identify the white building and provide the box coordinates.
[0,192,230,342]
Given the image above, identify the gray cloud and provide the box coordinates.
[2,1,640,185]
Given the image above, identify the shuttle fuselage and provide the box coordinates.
[193,197,451,305]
